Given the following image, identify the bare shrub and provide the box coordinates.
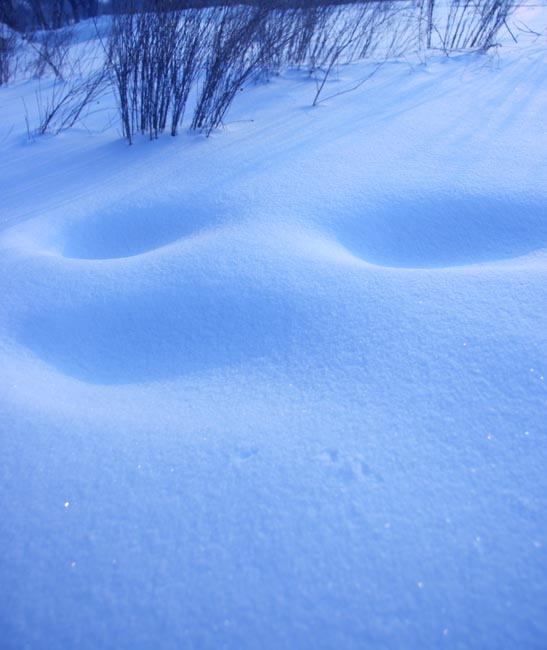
[31,38,109,134]
[0,25,18,85]
[418,0,517,53]
[250,1,406,107]
[33,69,107,134]
[24,25,74,79]
[191,4,277,134]
[308,2,399,105]
[108,1,213,142]
[252,4,295,79]
[106,0,521,142]
[169,7,214,135]
[283,1,335,69]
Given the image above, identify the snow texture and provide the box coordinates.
[1,4,547,649]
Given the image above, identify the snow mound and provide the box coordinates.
[2,9,547,648]
[60,198,220,259]
[330,194,547,268]
[15,276,298,384]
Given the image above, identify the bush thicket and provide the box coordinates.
[1,0,519,136]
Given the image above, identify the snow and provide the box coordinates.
[1,4,547,649]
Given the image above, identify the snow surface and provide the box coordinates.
[1,5,547,649]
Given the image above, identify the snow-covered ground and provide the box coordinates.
[1,4,547,648]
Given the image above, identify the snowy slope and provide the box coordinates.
[1,4,547,649]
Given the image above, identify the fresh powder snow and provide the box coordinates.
[1,3,546,649]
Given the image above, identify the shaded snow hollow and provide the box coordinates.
[1,5,547,650]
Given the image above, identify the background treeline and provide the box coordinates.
[1,0,373,30]
[0,0,518,33]
[1,0,99,30]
